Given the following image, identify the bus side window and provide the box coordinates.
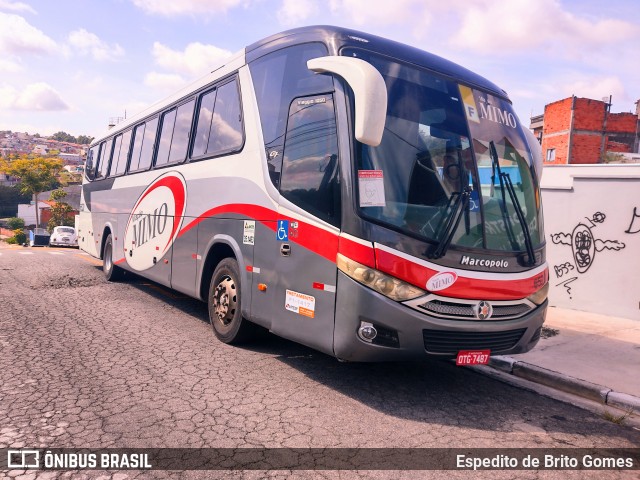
[109,129,132,177]
[129,123,146,172]
[280,95,340,226]
[155,100,194,168]
[207,80,242,155]
[192,89,216,158]
[85,144,100,180]
[155,108,177,167]
[96,139,113,179]
[192,79,243,160]
[168,99,194,164]
[138,117,158,171]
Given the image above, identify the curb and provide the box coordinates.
[488,356,640,415]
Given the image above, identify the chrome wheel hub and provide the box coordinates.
[213,275,236,326]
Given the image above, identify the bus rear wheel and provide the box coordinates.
[208,258,256,344]
[103,234,124,281]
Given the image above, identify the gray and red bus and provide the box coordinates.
[79,26,548,364]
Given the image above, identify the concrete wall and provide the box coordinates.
[541,164,640,320]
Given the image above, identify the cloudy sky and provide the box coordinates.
[0,0,638,139]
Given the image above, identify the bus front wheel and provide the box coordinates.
[103,234,124,281]
[208,258,256,344]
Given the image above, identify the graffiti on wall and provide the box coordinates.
[550,211,626,298]
[626,207,640,234]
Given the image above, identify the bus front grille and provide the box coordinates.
[422,328,526,354]
[404,294,535,321]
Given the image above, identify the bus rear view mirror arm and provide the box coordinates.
[307,56,387,147]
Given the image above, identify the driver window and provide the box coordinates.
[280,94,340,227]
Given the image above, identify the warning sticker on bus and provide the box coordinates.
[285,290,316,318]
[358,170,386,207]
[456,350,490,366]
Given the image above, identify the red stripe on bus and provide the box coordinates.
[178,203,339,263]
[375,248,548,301]
[114,258,126,265]
[177,203,547,300]
[338,236,375,268]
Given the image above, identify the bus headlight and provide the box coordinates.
[337,253,425,301]
[527,282,549,305]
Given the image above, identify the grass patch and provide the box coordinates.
[602,407,633,425]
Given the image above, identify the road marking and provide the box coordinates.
[49,252,64,255]
[77,255,102,266]
[18,251,34,255]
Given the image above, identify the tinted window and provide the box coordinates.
[96,139,113,179]
[280,94,340,226]
[193,89,216,157]
[110,129,132,176]
[129,123,145,172]
[155,100,194,167]
[155,108,177,167]
[192,80,243,159]
[207,81,242,155]
[168,100,194,164]
[249,43,332,187]
[86,144,100,180]
[138,117,158,171]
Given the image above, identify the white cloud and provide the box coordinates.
[144,72,186,91]
[452,0,639,55]
[329,0,426,26]
[0,12,56,55]
[0,1,36,14]
[68,29,124,61]
[151,41,232,77]
[0,56,22,72]
[131,0,245,16]
[561,76,627,106]
[278,0,318,25]
[0,82,70,111]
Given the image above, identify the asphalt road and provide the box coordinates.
[0,242,638,479]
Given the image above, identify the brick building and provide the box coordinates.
[530,96,640,165]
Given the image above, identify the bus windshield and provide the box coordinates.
[345,48,543,256]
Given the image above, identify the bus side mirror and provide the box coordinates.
[307,56,387,147]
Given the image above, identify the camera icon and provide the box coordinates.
[7,450,40,469]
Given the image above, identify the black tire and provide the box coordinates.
[208,258,257,344]
[103,234,124,281]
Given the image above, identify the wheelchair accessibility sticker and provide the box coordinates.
[277,220,289,241]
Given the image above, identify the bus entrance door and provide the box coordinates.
[269,209,339,357]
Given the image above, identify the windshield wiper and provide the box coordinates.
[489,141,536,266]
[428,186,471,259]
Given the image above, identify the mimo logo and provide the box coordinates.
[123,172,187,271]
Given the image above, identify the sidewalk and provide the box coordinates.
[484,306,640,417]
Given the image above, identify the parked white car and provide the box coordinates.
[49,226,78,247]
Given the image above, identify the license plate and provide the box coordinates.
[456,350,490,366]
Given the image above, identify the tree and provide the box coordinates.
[76,135,94,145]
[51,131,77,143]
[0,155,63,228]
[47,189,74,232]
[6,217,25,230]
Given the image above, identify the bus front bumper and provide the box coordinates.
[333,272,547,362]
